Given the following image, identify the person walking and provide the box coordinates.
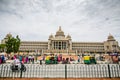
[78,55,80,63]
[25,56,28,63]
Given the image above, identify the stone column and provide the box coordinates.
[62,41,63,50]
[57,41,58,49]
[52,41,53,50]
[61,41,62,50]
[48,40,50,49]
[69,40,72,50]
[54,41,55,50]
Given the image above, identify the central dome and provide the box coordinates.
[55,26,65,37]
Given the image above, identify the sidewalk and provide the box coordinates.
[0,78,120,80]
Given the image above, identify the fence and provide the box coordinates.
[0,64,120,78]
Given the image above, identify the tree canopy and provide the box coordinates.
[5,35,21,54]
[0,44,6,52]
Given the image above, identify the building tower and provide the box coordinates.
[104,33,119,53]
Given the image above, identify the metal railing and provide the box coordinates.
[0,64,120,78]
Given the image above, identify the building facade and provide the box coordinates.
[1,27,120,55]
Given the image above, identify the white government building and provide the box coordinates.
[1,27,120,55]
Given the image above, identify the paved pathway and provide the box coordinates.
[0,78,120,80]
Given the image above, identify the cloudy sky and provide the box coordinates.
[0,0,120,43]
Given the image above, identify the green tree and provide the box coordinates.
[0,44,6,52]
[13,35,21,53]
[5,35,21,54]
[6,37,14,53]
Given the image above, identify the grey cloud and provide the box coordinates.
[0,0,120,44]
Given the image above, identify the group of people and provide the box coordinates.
[11,55,37,64]
[0,52,120,65]
[0,53,38,64]
[42,54,80,64]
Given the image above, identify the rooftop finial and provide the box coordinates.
[59,26,61,31]
[109,33,111,36]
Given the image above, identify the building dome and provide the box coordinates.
[5,33,12,38]
[55,26,65,37]
[49,34,54,39]
[107,33,115,41]
[66,34,71,39]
